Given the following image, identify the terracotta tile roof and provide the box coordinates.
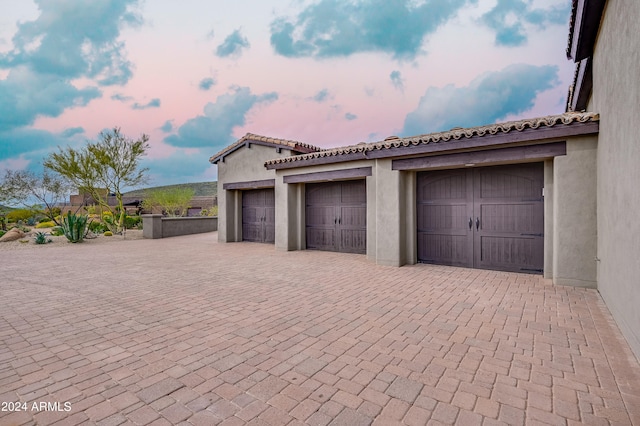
[209,133,322,164]
[264,112,600,167]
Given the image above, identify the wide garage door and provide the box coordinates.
[306,180,366,254]
[417,163,544,273]
[242,188,275,243]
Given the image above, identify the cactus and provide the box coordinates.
[61,212,88,243]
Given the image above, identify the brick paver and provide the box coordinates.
[2,232,640,425]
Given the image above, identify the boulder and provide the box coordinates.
[0,228,26,242]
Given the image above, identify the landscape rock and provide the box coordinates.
[0,228,26,242]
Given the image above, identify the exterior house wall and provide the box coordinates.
[372,160,416,266]
[543,160,554,279]
[590,0,640,358]
[552,136,598,287]
[216,144,293,243]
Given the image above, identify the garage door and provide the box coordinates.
[417,163,544,273]
[306,180,366,254]
[242,188,275,243]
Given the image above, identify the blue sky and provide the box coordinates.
[0,0,573,188]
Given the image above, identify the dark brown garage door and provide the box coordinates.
[417,163,544,273]
[242,188,275,244]
[306,180,366,254]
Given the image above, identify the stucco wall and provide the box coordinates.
[590,0,640,358]
[142,215,217,239]
[216,144,292,243]
[543,160,554,279]
[372,160,416,266]
[552,136,598,287]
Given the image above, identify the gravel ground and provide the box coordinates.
[0,227,143,251]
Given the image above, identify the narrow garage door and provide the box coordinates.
[242,188,275,243]
[417,163,544,273]
[306,180,366,254]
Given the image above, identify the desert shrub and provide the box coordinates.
[88,221,108,233]
[103,231,113,236]
[50,227,64,236]
[46,207,61,218]
[6,209,34,223]
[0,230,5,238]
[124,215,141,229]
[36,221,56,228]
[26,217,37,226]
[200,206,218,217]
[34,232,52,244]
[61,212,88,243]
[39,217,52,223]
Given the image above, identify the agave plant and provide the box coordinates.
[34,231,51,245]
[61,212,89,243]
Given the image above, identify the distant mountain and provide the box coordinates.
[124,181,217,198]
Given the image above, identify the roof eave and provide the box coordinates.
[567,0,607,62]
[569,58,593,112]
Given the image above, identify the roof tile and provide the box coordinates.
[264,112,599,166]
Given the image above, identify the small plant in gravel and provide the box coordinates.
[103,231,113,236]
[34,231,52,244]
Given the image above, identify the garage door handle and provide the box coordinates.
[476,217,480,230]
[338,218,341,225]
[334,218,337,224]
[468,218,472,230]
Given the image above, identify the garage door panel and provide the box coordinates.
[307,184,339,205]
[242,206,259,223]
[419,171,468,200]
[478,168,541,199]
[264,207,275,243]
[306,206,336,227]
[306,180,366,254]
[478,235,543,271]
[340,206,366,227]
[418,233,471,266]
[242,188,275,244]
[418,163,544,273]
[340,229,366,254]
[307,228,337,251]
[242,223,263,243]
[479,203,543,233]
[418,204,469,231]
[341,181,367,203]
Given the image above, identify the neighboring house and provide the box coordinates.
[210,0,640,359]
[64,190,217,216]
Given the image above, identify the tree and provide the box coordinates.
[142,187,195,217]
[43,127,150,232]
[0,169,72,225]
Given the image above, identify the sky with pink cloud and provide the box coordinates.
[1,0,573,188]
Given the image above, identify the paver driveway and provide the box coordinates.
[1,232,639,426]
